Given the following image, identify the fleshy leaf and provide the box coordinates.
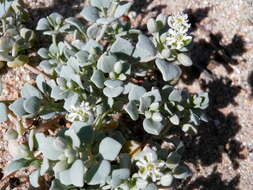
[145,183,158,190]
[65,128,81,149]
[97,54,117,73]
[36,18,50,30]
[128,85,146,101]
[87,160,111,185]
[143,118,164,135]
[160,174,173,186]
[23,96,41,114]
[91,70,105,88]
[87,23,102,39]
[4,159,31,174]
[99,137,122,161]
[70,160,86,187]
[40,158,50,176]
[38,48,50,59]
[110,37,134,56]
[21,83,42,99]
[114,1,133,18]
[36,134,63,160]
[9,98,28,117]
[29,170,40,188]
[155,59,182,82]
[103,86,123,98]
[59,169,72,186]
[80,6,99,23]
[173,165,191,179]
[69,122,93,144]
[50,179,68,190]
[65,17,85,33]
[104,80,123,88]
[111,168,130,187]
[96,17,116,24]
[91,0,112,9]
[125,101,139,121]
[133,34,156,62]
[169,89,182,102]
[177,53,193,66]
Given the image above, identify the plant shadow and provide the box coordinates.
[176,7,248,190]
[181,6,247,84]
[178,167,241,190]
[247,71,253,97]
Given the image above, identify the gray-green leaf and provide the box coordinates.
[91,70,105,88]
[143,119,164,135]
[87,160,111,185]
[99,137,122,161]
[133,34,156,62]
[114,2,133,18]
[4,159,31,174]
[70,160,86,187]
[111,37,134,56]
[155,59,182,82]
[29,170,40,187]
[9,98,28,117]
[124,101,139,121]
[80,6,99,23]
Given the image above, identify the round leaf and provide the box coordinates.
[70,160,86,187]
[80,6,99,22]
[99,137,122,161]
[155,59,182,83]
[88,160,111,185]
[143,119,164,135]
[23,96,41,114]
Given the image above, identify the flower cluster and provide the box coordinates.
[66,102,94,124]
[166,13,192,50]
[135,147,164,182]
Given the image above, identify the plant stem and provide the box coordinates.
[96,24,108,42]
[52,34,57,46]
[24,64,50,80]
[96,0,118,42]
[2,18,6,33]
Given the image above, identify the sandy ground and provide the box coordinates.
[0,0,253,189]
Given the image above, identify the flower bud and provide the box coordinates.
[156,14,168,27]
[161,48,171,59]
[147,18,158,33]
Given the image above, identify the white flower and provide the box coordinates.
[167,13,190,33]
[166,29,192,50]
[66,102,94,124]
[134,147,165,182]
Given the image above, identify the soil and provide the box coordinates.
[0,0,253,189]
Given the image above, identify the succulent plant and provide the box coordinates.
[0,0,35,69]
[1,0,209,189]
